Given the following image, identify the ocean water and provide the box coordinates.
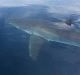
[0,6,80,75]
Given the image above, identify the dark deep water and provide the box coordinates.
[0,7,80,75]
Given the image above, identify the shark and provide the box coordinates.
[7,16,80,61]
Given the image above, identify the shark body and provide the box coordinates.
[8,17,80,60]
[7,6,80,60]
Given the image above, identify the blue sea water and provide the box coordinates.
[0,6,80,75]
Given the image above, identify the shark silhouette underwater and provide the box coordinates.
[7,14,80,61]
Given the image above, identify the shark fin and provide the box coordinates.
[29,35,45,60]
